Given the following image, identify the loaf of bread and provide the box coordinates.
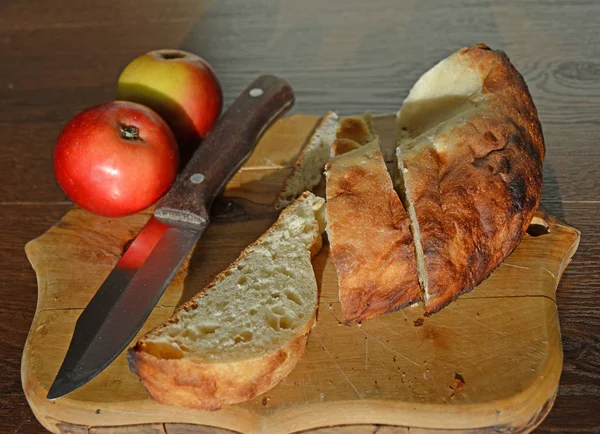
[128,192,326,410]
[396,44,544,314]
[129,44,546,413]
[274,112,338,209]
[325,114,420,322]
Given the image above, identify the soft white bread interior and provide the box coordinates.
[274,112,338,209]
[128,191,326,410]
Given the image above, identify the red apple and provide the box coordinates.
[116,49,222,146]
[54,101,179,217]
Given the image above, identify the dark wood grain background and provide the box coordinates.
[1,0,599,432]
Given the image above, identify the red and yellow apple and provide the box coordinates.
[54,101,179,217]
[116,49,222,146]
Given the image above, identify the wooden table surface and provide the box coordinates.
[1,0,598,432]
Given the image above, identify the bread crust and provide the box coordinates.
[274,112,374,209]
[128,192,324,410]
[398,44,545,314]
[334,113,375,147]
[330,113,375,157]
[128,318,313,411]
[326,119,420,322]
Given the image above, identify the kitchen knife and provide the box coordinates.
[47,75,294,399]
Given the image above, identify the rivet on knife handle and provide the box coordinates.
[155,75,295,226]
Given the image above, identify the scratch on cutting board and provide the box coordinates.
[240,164,286,171]
[551,221,575,231]
[365,333,369,370]
[540,266,556,279]
[500,262,530,270]
[313,330,362,399]
[446,305,545,356]
[372,309,416,339]
[360,329,422,368]
[424,317,481,345]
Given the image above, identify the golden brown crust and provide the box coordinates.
[128,192,324,410]
[335,113,375,147]
[128,320,313,411]
[398,44,545,314]
[326,116,420,322]
[330,138,362,155]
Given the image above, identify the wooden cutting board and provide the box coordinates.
[22,114,580,434]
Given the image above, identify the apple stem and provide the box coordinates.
[159,51,185,60]
[120,124,140,141]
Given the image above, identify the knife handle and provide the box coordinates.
[154,75,294,226]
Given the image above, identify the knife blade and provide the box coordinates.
[47,75,294,399]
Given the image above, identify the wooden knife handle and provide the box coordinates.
[154,75,294,226]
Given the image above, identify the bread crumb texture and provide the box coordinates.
[128,192,325,410]
[274,112,338,209]
[139,193,324,362]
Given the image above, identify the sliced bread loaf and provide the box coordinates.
[395,44,544,314]
[128,191,326,410]
[325,115,420,322]
[274,112,338,209]
[274,112,376,209]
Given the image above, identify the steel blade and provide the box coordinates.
[47,220,204,399]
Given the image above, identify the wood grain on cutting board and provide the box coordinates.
[22,115,580,434]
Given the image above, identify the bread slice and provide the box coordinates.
[330,113,376,156]
[128,192,326,410]
[325,114,420,322]
[274,112,338,209]
[396,44,545,314]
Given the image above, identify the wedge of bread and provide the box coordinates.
[128,192,326,410]
[330,113,376,156]
[326,114,420,322]
[396,44,545,314]
[274,112,338,209]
